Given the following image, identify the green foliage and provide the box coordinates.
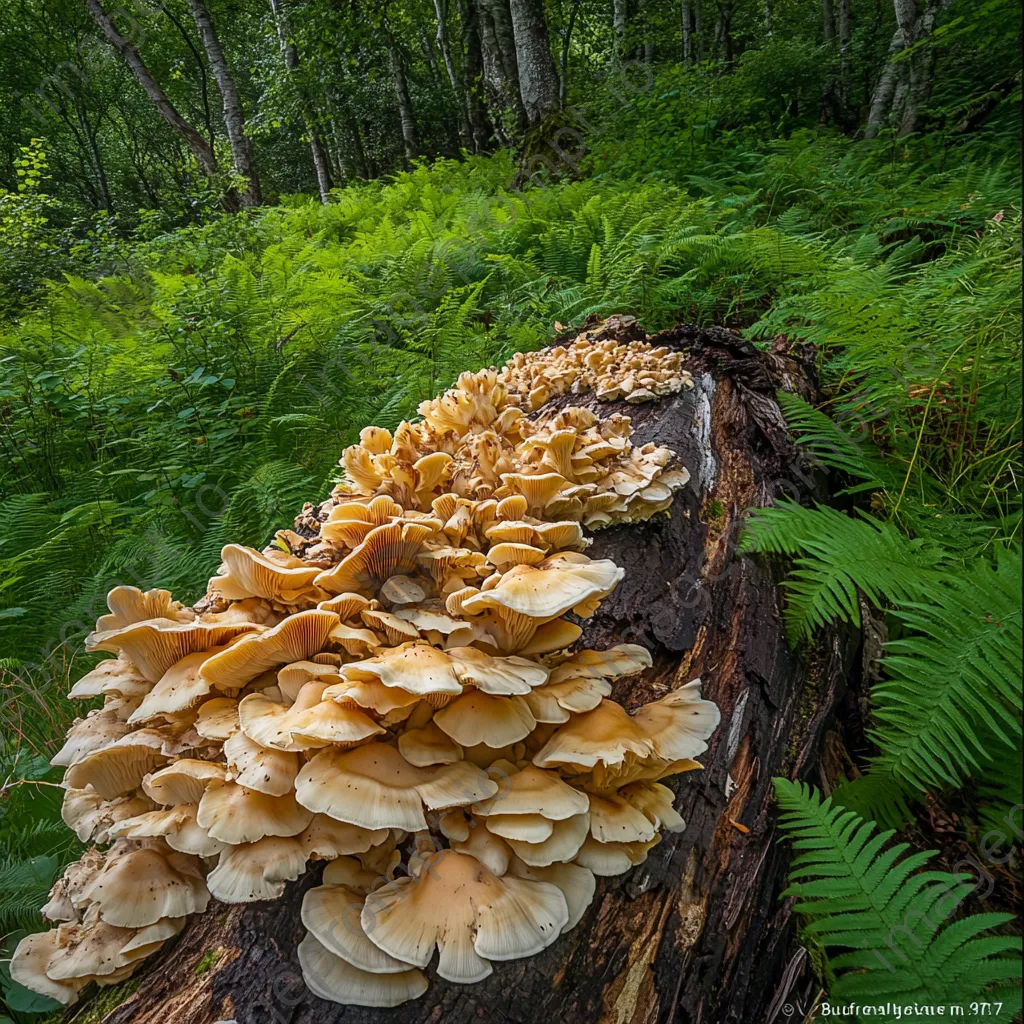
[774,780,1022,1019]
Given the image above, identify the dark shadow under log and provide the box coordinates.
[97,320,856,1024]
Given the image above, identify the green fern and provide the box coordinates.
[775,779,1022,1017]
[869,548,1022,792]
[739,502,947,641]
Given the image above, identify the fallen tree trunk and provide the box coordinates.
[98,320,856,1024]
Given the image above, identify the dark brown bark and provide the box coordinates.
[823,0,836,41]
[508,0,561,125]
[183,0,262,206]
[95,319,857,1024]
[84,0,221,183]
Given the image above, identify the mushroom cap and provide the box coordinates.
[211,544,322,604]
[223,730,298,796]
[532,699,654,770]
[68,655,150,700]
[206,836,308,902]
[361,850,568,983]
[107,805,226,858]
[450,824,512,876]
[473,764,589,820]
[503,812,591,867]
[44,914,138,982]
[127,647,233,724]
[302,885,416,974]
[548,643,653,684]
[433,691,536,748]
[143,759,227,805]
[485,813,553,843]
[445,647,548,695]
[51,711,130,768]
[60,787,155,845]
[297,932,427,1008]
[197,780,313,844]
[238,688,383,752]
[508,858,596,933]
[587,793,657,843]
[82,847,209,927]
[397,721,463,767]
[10,930,85,1005]
[618,781,685,832]
[88,618,264,683]
[118,917,186,961]
[194,698,239,740]
[298,816,389,860]
[199,610,339,690]
[315,521,438,596]
[64,730,172,799]
[343,643,463,698]
[574,835,661,876]
[295,743,497,832]
[629,679,721,761]
[96,586,192,633]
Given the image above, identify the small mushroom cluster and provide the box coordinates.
[13,336,719,1009]
[497,324,693,408]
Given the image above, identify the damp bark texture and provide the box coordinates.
[96,317,856,1024]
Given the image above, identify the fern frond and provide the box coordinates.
[775,779,1022,1015]
[739,502,947,640]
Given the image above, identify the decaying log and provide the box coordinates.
[97,320,857,1024]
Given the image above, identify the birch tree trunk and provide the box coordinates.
[268,0,333,202]
[476,0,528,135]
[386,35,420,163]
[183,0,262,207]
[432,0,475,148]
[613,0,629,60]
[681,0,692,63]
[458,0,498,150]
[508,0,561,125]
[92,317,858,1024]
[84,0,221,187]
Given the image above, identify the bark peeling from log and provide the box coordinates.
[99,322,852,1024]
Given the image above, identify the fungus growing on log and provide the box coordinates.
[17,324,720,1010]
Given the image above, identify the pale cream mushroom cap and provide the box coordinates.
[82,846,209,927]
[450,823,512,876]
[88,618,264,683]
[316,591,372,621]
[298,816,389,860]
[296,743,497,832]
[60,788,155,845]
[397,721,463,766]
[297,932,428,1008]
[474,764,589,819]
[95,586,192,633]
[359,608,421,645]
[276,661,342,703]
[211,544,322,604]
[51,711,130,768]
[587,793,657,843]
[206,836,308,902]
[629,679,721,761]
[547,643,653,684]
[64,730,172,799]
[44,912,137,982]
[223,730,298,796]
[445,646,548,694]
[342,643,462,698]
[361,850,567,983]
[503,812,591,867]
[68,654,150,700]
[239,686,383,752]
[322,677,421,716]
[485,813,553,843]
[433,691,536,748]
[118,917,186,961]
[508,858,596,933]
[197,780,313,844]
[143,759,227,805]
[322,855,384,891]
[10,930,85,1005]
[574,835,661,876]
[194,698,240,740]
[199,610,339,690]
[618,781,685,832]
[532,699,655,770]
[302,884,415,974]
[128,646,235,724]
[107,805,226,858]
[314,521,438,596]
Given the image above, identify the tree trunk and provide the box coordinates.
[386,35,420,163]
[268,0,333,203]
[864,25,902,136]
[477,0,529,134]
[681,0,692,63]
[458,0,498,150]
[433,0,475,148]
[823,0,835,40]
[837,0,851,102]
[613,0,629,59]
[508,0,561,125]
[93,319,857,1024]
[694,0,704,60]
[558,0,582,107]
[183,0,261,206]
[84,0,222,187]
[158,2,217,152]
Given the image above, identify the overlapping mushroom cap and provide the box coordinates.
[18,329,719,1010]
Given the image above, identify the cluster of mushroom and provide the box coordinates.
[13,337,719,1009]
[497,325,692,408]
